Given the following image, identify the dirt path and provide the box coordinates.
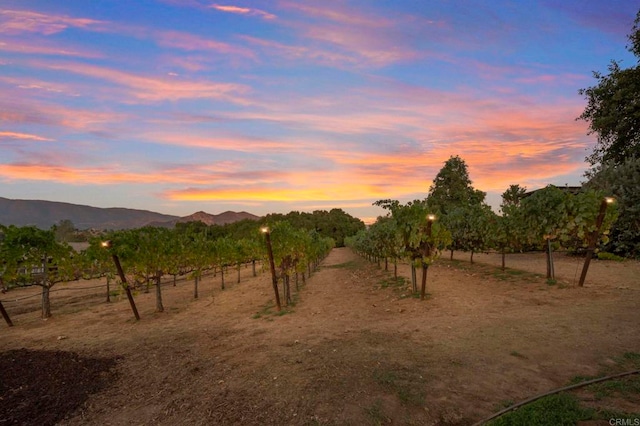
[1,248,639,425]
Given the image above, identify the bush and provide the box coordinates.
[596,251,625,261]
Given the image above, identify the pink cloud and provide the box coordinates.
[240,35,359,66]
[0,131,53,142]
[0,97,128,130]
[278,1,392,28]
[210,4,276,20]
[0,9,106,35]
[146,133,302,153]
[0,163,162,185]
[154,30,256,59]
[40,61,252,103]
[0,38,102,57]
[0,76,81,97]
[276,2,422,67]
[0,155,290,188]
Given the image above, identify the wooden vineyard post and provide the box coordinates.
[0,300,13,327]
[112,253,141,321]
[101,241,140,321]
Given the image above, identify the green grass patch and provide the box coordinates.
[487,393,594,425]
[486,352,640,425]
[496,399,515,410]
[379,276,407,289]
[364,399,389,426]
[444,259,546,285]
[373,368,425,406]
[252,300,294,318]
[324,260,359,269]
[510,351,528,359]
[597,251,626,261]
[568,374,603,385]
[589,377,640,399]
[621,352,640,367]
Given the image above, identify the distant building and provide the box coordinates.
[522,185,582,198]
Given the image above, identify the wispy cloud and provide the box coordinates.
[0,38,103,57]
[0,131,53,142]
[147,133,303,153]
[0,98,127,130]
[279,1,391,28]
[277,2,421,67]
[0,159,294,191]
[210,4,276,20]
[153,30,256,59]
[240,35,358,66]
[40,61,252,103]
[0,9,106,35]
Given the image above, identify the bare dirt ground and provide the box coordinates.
[1,248,639,425]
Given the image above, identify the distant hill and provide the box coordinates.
[148,210,261,228]
[0,197,179,230]
[0,197,259,230]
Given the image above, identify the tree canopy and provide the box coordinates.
[579,10,640,166]
[427,155,486,214]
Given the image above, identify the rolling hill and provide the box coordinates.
[0,197,259,230]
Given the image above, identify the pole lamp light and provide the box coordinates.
[261,227,282,311]
[426,214,436,240]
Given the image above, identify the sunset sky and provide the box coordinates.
[1,1,637,224]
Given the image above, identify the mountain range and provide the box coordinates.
[0,197,259,230]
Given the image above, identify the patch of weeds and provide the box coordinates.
[364,399,389,426]
[409,292,430,299]
[487,393,594,425]
[373,368,425,407]
[569,374,602,385]
[397,386,424,405]
[589,377,640,400]
[597,252,626,262]
[252,300,275,319]
[447,260,544,285]
[621,352,640,368]
[324,261,359,269]
[373,370,397,386]
[379,276,406,289]
[498,355,640,424]
[448,259,465,268]
[546,278,557,286]
[252,299,296,319]
[510,351,527,359]
[507,269,527,275]
[496,399,515,410]
[592,409,640,422]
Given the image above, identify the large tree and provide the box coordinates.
[427,155,486,214]
[579,10,640,166]
[427,156,489,259]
